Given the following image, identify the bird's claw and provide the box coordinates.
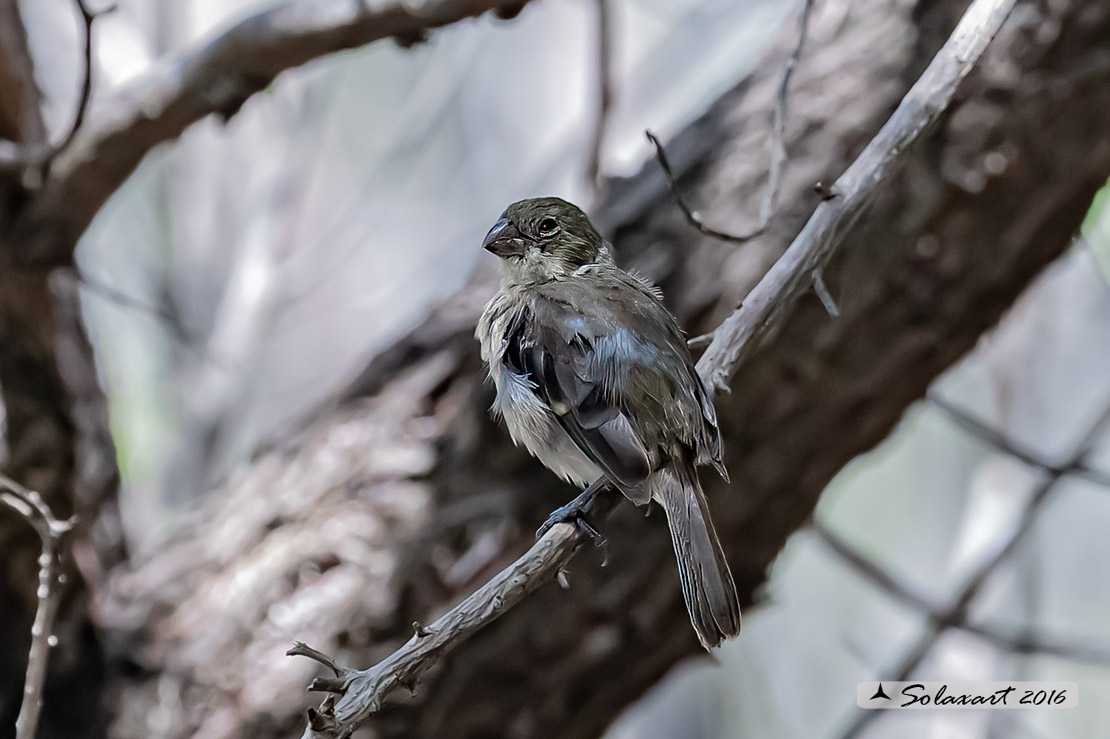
[535,495,609,565]
[575,518,608,564]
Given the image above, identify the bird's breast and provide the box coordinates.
[489,361,602,488]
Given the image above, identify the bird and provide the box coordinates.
[475,196,741,649]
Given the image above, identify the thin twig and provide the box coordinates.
[811,269,839,317]
[762,0,813,225]
[0,475,76,739]
[294,0,1018,734]
[833,399,1110,739]
[646,0,814,245]
[686,331,715,349]
[585,0,613,190]
[646,130,767,243]
[0,139,48,173]
[811,520,937,614]
[287,641,346,677]
[697,0,1018,392]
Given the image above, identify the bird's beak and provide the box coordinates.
[482,218,526,259]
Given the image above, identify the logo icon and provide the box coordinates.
[869,683,892,701]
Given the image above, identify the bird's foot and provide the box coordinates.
[535,481,608,564]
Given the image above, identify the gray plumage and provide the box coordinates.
[476,197,741,649]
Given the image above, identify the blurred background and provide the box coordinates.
[4,0,1110,737]
[24,0,794,533]
[23,0,799,531]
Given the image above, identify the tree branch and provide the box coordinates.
[696,0,1017,392]
[74,269,199,349]
[291,0,1019,734]
[293,519,592,739]
[0,475,76,739]
[11,0,537,267]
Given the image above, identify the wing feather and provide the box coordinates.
[504,267,725,500]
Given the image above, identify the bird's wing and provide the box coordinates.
[509,269,725,498]
[615,272,725,477]
[505,305,653,501]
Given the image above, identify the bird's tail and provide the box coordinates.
[653,464,741,649]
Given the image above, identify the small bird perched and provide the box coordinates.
[476,197,741,649]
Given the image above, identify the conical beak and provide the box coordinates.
[482,217,526,258]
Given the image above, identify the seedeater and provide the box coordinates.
[476,197,741,649]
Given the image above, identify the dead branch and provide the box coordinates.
[292,522,587,738]
[697,0,1017,392]
[762,0,812,226]
[833,398,1110,739]
[0,475,76,739]
[291,0,1019,735]
[12,0,538,267]
[645,0,814,245]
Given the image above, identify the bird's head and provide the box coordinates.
[482,197,605,284]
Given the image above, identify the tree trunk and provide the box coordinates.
[0,4,120,739]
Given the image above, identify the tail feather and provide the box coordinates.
[654,464,741,649]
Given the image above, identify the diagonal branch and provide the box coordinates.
[290,0,1019,735]
[0,475,77,739]
[696,0,1017,392]
[11,0,537,267]
[291,521,591,738]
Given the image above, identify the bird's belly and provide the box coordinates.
[493,367,603,488]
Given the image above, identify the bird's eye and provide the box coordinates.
[538,217,559,236]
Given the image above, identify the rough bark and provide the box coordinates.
[84,0,1110,738]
